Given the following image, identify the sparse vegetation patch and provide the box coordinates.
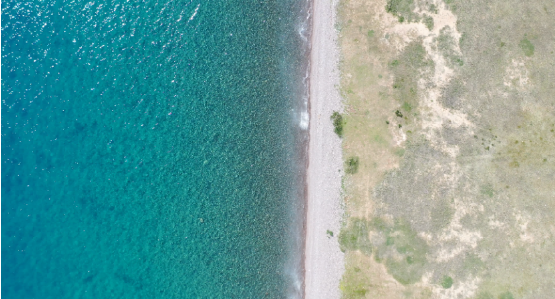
[340,262,371,299]
[385,0,418,22]
[498,291,515,299]
[337,0,555,296]
[371,217,429,285]
[339,218,372,255]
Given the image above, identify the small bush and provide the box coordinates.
[423,15,434,30]
[441,276,453,289]
[331,111,344,137]
[345,156,360,174]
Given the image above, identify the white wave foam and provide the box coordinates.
[299,110,309,130]
[188,4,200,23]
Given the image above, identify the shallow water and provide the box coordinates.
[1,0,310,297]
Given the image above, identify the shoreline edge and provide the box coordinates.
[304,0,344,298]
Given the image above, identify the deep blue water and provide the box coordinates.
[1,0,310,297]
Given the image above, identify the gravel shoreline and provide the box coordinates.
[304,0,344,298]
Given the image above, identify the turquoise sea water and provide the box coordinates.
[2,0,310,297]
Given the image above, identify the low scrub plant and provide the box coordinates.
[331,111,345,137]
[345,156,360,174]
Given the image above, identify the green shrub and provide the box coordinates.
[423,15,434,30]
[385,0,415,20]
[345,156,360,174]
[331,111,344,137]
[441,276,453,289]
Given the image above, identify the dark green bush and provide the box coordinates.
[331,111,344,137]
[345,156,360,174]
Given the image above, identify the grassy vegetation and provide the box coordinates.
[340,263,371,299]
[331,111,345,137]
[519,38,534,57]
[339,218,373,255]
[385,0,418,22]
[475,291,494,299]
[339,0,555,296]
[430,199,454,229]
[498,291,514,299]
[463,253,485,274]
[401,102,412,112]
[345,156,360,174]
[371,217,429,285]
[480,185,494,197]
[389,41,432,112]
[436,27,464,68]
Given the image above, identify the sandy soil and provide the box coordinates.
[304,0,344,298]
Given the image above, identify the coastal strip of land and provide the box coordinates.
[335,0,555,298]
[304,0,344,298]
